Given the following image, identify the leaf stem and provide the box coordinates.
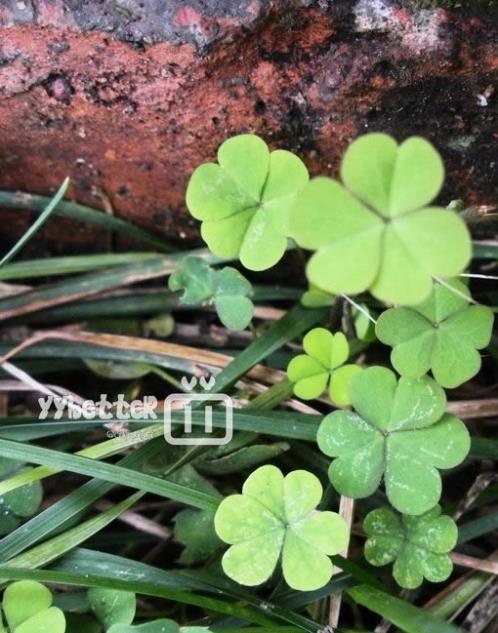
[341,295,377,324]
[329,496,355,628]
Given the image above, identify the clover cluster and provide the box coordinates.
[184,133,494,591]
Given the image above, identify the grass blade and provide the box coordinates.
[0,189,175,251]
[348,585,462,633]
[0,179,69,267]
[0,249,218,321]
[0,253,158,281]
[0,438,165,562]
[2,492,142,571]
[0,437,219,511]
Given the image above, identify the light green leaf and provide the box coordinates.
[376,280,494,388]
[287,328,361,405]
[317,367,470,514]
[214,295,253,331]
[187,134,308,270]
[364,505,457,589]
[214,465,348,590]
[301,284,335,308]
[88,588,136,629]
[14,607,66,633]
[342,134,444,217]
[291,133,471,305]
[341,132,398,215]
[169,257,254,331]
[3,580,52,630]
[329,365,363,407]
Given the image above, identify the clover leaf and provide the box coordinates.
[363,505,458,589]
[169,257,254,331]
[290,133,471,305]
[186,134,309,270]
[317,367,470,515]
[1,581,66,633]
[0,458,43,536]
[301,284,335,308]
[88,588,136,629]
[287,328,362,405]
[214,465,349,591]
[376,279,494,388]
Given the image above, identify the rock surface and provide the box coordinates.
[0,0,496,249]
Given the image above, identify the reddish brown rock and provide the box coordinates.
[0,1,496,250]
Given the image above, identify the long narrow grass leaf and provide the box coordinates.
[0,179,69,267]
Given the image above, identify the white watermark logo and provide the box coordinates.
[37,376,233,447]
[37,394,158,420]
[163,375,233,446]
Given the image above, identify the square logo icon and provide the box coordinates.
[163,392,233,446]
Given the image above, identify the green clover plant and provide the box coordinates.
[169,256,254,330]
[290,133,471,305]
[1,581,66,633]
[186,134,309,270]
[376,278,494,388]
[363,505,457,589]
[317,367,470,515]
[214,465,349,590]
[287,328,361,405]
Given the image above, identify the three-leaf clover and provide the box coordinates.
[317,366,470,515]
[376,279,494,388]
[1,581,66,633]
[186,134,309,270]
[287,328,361,405]
[290,133,471,305]
[363,505,457,589]
[214,465,349,591]
[169,257,254,330]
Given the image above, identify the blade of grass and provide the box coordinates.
[2,492,142,571]
[0,438,166,562]
[0,564,275,628]
[458,511,498,544]
[473,241,498,259]
[0,425,166,492]
[0,411,319,442]
[0,548,320,631]
[0,189,175,251]
[10,285,299,325]
[348,585,462,633]
[0,437,219,510]
[427,555,498,621]
[0,179,69,268]
[0,253,158,281]
[0,249,219,321]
